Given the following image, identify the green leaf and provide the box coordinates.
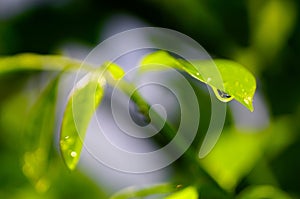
[110,183,176,199]
[164,186,198,199]
[199,127,266,191]
[199,117,297,191]
[192,59,256,111]
[237,185,292,199]
[251,0,297,61]
[0,53,88,75]
[60,70,105,170]
[141,51,256,111]
[104,61,125,80]
[22,75,60,192]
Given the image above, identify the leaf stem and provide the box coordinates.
[0,53,93,75]
[105,73,230,197]
[0,53,230,196]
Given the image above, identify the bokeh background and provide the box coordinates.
[0,0,300,198]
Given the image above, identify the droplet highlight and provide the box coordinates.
[212,87,234,102]
[70,151,77,157]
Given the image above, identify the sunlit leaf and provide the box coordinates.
[60,70,105,170]
[237,185,292,199]
[110,183,176,199]
[0,53,87,75]
[141,51,256,111]
[22,75,60,192]
[164,186,198,199]
[104,61,125,80]
[140,51,182,71]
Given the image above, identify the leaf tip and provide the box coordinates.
[249,104,254,112]
[243,97,254,112]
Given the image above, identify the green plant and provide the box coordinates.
[0,50,257,198]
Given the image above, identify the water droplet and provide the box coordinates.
[60,135,74,150]
[196,72,200,76]
[207,77,212,82]
[70,151,77,158]
[217,90,231,98]
[212,87,234,102]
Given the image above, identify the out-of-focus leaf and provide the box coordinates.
[0,54,86,75]
[263,116,297,159]
[199,117,297,191]
[199,127,265,191]
[60,70,105,170]
[141,51,256,111]
[237,185,292,199]
[52,169,108,199]
[249,0,297,60]
[164,186,198,199]
[22,75,60,193]
[110,183,175,199]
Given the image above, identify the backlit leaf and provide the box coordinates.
[104,61,125,80]
[141,51,256,111]
[60,70,105,170]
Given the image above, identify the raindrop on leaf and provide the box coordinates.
[212,87,234,102]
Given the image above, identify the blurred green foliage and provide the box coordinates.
[0,0,300,198]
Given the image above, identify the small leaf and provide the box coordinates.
[60,70,105,170]
[165,186,198,199]
[140,51,182,71]
[22,75,60,192]
[141,51,256,111]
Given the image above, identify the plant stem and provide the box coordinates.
[0,53,93,75]
[106,74,230,197]
[0,53,230,196]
